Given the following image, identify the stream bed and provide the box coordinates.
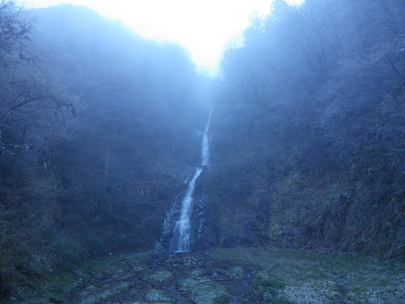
[8,247,405,304]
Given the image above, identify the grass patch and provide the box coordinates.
[252,278,294,303]
[207,246,405,304]
[2,253,148,304]
[4,248,404,304]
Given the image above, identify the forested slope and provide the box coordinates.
[0,2,208,298]
[202,0,405,259]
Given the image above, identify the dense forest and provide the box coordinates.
[0,1,209,297]
[0,0,404,302]
[202,0,405,259]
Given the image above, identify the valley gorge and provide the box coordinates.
[0,0,405,303]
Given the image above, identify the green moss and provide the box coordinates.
[144,270,173,282]
[4,248,404,304]
[145,289,174,303]
[48,295,68,304]
[228,266,244,279]
[253,278,293,304]
[179,277,229,304]
[213,294,230,304]
[268,221,283,242]
[207,247,405,303]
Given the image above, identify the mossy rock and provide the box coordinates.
[48,295,68,304]
[78,282,133,304]
[253,278,292,303]
[228,266,244,279]
[255,270,271,281]
[145,289,175,303]
[179,277,229,304]
[144,270,173,282]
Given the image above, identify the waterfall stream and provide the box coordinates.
[201,109,213,167]
[170,109,213,252]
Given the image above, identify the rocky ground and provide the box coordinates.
[5,247,405,304]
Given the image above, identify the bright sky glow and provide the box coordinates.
[21,0,305,75]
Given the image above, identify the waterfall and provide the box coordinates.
[201,109,213,166]
[170,109,213,253]
[171,167,202,252]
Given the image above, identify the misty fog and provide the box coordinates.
[1,0,404,303]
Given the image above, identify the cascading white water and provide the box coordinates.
[201,109,213,166]
[171,109,213,252]
[171,167,202,252]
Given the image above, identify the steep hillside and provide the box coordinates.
[200,0,405,259]
[0,3,209,299]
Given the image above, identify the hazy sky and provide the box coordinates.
[21,0,304,74]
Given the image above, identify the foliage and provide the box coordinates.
[0,0,31,61]
[207,0,405,258]
[0,2,210,301]
[27,4,208,256]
